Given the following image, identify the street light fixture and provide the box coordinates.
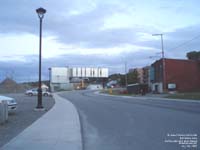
[48,68,51,92]
[36,7,46,109]
[152,33,166,92]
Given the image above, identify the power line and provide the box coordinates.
[169,34,200,51]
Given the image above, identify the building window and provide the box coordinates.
[76,68,78,77]
[90,69,92,76]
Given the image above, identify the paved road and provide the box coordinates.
[59,91,200,150]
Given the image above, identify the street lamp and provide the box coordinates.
[48,68,51,92]
[36,7,46,109]
[152,33,166,92]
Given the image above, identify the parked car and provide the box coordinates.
[0,95,17,111]
[25,88,52,97]
[42,91,52,97]
[25,88,38,96]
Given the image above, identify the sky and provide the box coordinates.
[1,0,200,82]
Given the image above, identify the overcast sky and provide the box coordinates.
[1,0,200,82]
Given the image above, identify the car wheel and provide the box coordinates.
[28,93,33,96]
[43,93,48,96]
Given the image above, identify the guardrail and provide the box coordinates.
[0,100,8,124]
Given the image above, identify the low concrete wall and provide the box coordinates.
[0,100,8,124]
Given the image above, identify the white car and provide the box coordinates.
[25,88,52,97]
[0,95,17,111]
[25,88,38,96]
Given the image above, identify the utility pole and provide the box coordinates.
[125,61,128,87]
[152,33,165,92]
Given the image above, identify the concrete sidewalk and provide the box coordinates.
[1,94,82,150]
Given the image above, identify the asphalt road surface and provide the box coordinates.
[59,90,200,150]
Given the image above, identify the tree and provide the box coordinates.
[186,51,200,60]
[119,74,126,86]
[108,74,125,86]
[127,70,139,84]
[108,71,139,86]
[108,74,121,81]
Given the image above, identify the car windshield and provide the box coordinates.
[0,1,199,150]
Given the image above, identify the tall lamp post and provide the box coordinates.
[152,33,165,92]
[36,7,46,109]
[48,68,51,92]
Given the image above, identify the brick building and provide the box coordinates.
[129,67,150,85]
[150,58,200,93]
[129,68,144,84]
[142,66,150,85]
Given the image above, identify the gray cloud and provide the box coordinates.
[0,49,156,83]
[0,0,155,49]
[46,2,142,48]
[0,0,200,83]
[163,25,200,58]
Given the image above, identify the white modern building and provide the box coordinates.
[71,67,108,78]
[51,67,70,83]
[50,67,73,91]
[50,67,109,91]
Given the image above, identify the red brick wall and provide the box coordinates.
[165,59,200,92]
[152,59,163,83]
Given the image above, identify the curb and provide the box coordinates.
[95,91,200,103]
